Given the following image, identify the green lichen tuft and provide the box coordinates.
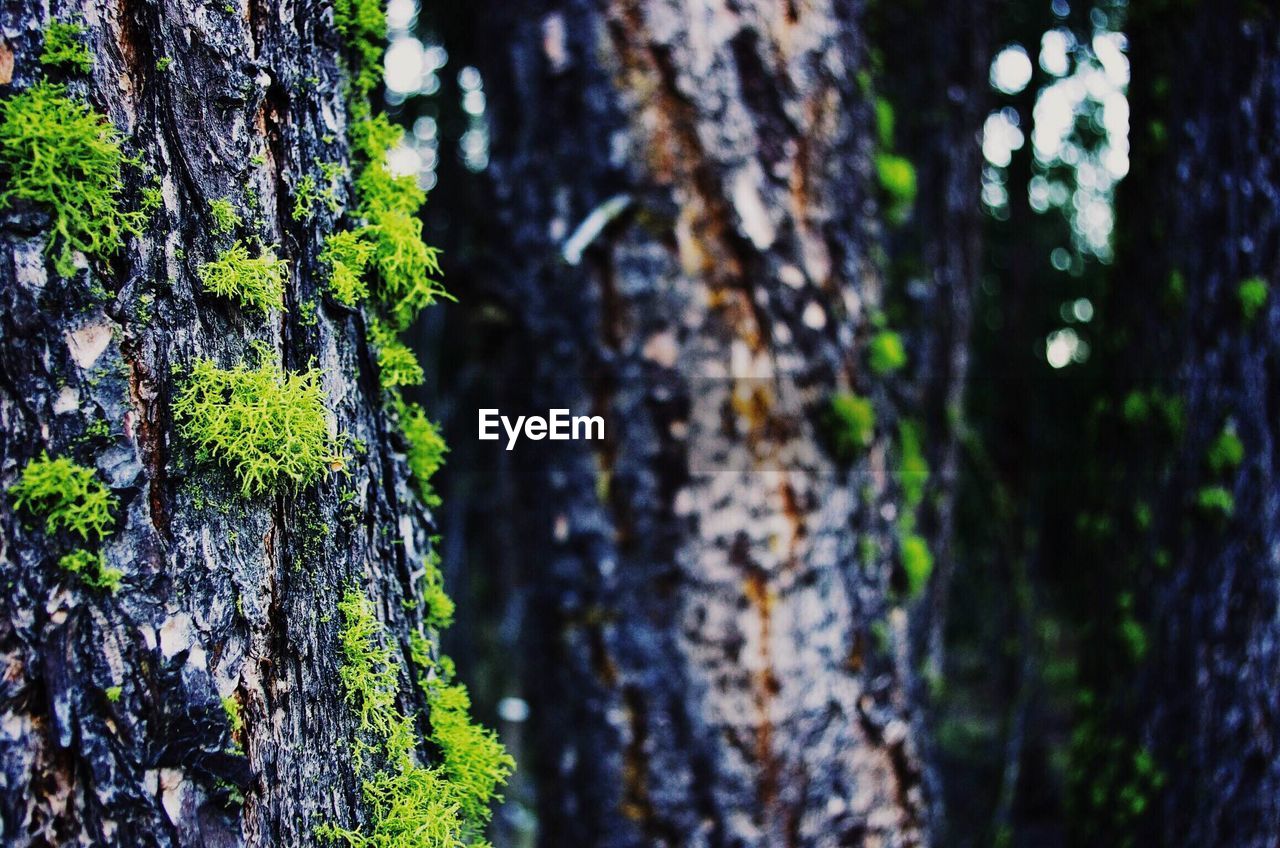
[394,396,448,507]
[10,453,117,541]
[321,229,376,307]
[900,534,933,597]
[0,82,146,276]
[105,685,123,703]
[58,549,123,592]
[319,765,467,848]
[369,319,425,389]
[420,549,456,631]
[324,588,512,847]
[425,679,515,830]
[1195,485,1235,518]
[869,330,907,375]
[875,97,895,148]
[332,0,386,99]
[367,210,449,331]
[222,695,244,734]
[1207,425,1244,475]
[197,241,287,313]
[208,197,241,234]
[1238,276,1269,322]
[897,420,930,513]
[350,114,451,330]
[334,589,407,757]
[827,392,876,461]
[173,353,345,497]
[874,152,916,223]
[41,20,92,73]
[293,164,346,221]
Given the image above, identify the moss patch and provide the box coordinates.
[209,197,242,234]
[197,242,288,313]
[173,353,344,497]
[827,392,876,461]
[10,452,117,541]
[323,589,512,847]
[394,396,447,507]
[869,330,907,375]
[1238,277,1268,322]
[41,20,92,73]
[0,82,146,276]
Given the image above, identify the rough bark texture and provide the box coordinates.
[869,0,987,695]
[1137,7,1280,846]
[868,1,988,835]
[0,2,437,846]
[468,1,932,845]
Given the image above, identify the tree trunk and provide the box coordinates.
[464,1,958,844]
[0,2,452,846]
[1130,6,1280,845]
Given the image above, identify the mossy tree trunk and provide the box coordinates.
[446,0,982,844]
[1115,6,1280,845]
[0,2,448,847]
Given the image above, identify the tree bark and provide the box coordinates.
[0,2,438,846]
[1131,6,1280,845]
[464,1,954,844]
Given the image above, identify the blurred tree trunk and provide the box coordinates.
[1117,4,1280,845]
[0,2,436,846]
[460,1,982,845]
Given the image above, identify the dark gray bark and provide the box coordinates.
[0,2,437,846]
[465,1,945,845]
[1129,5,1280,846]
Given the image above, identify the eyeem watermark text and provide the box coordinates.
[478,409,605,450]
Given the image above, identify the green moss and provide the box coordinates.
[350,114,450,331]
[197,242,287,313]
[299,298,320,327]
[156,56,172,72]
[105,685,122,703]
[325,588,511,847]
[420,548,456,631]
[293,164,346,221]
[1119,616,1147,661]
[1207,425,1244,475]
[875,97,895,148]
[41,20,92,73]
[333,0,385,98]
[367,211,449,331]
[173,353,345,497]
[869,330,907,375]
[874,153,916,222]
[827,392,875,461]
[1238,277,1269,322]
[58,549,123,592]
[208,197,241,234]
[319,765,467,848]
[10,453,117,541]
[222,695,244,734]
[1166,269,1186,305]
[901,534,933,597]
[425,680,515,830]
[321,229,375,307]
[394,396,447,507]
[897,420,930,512]
[0,82,146,276]
[1121,391,1149,424]
[334,588,409,759]
[369,319,425,389]
[1195,485,1235,518]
